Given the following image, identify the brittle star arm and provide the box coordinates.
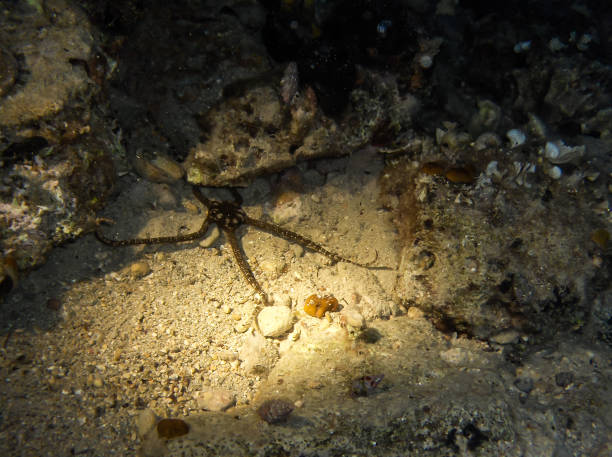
[223,228,268,302]
[95,219,211,246]
[243,216,385,269]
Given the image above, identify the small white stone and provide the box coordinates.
[506,129,526,148]
[544,141,560,160]
[257,306,293,337]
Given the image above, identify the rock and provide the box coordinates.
[0,0,115,271]
[195,389,236,412]
[406,307,425,319]
[555,371,574,387]
[136,409,158,438]
[126,261,151,279]
[256,398,294,424]
[46,298,61,311]
[489,330,520,345]
[239,331,278,374]
[157,418,189,439]
[440,348,470,365]
[257,306,293,338]
[341,308,366,329]
[259,259,286,277]
[514,377,534,394]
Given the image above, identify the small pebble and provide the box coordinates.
[257,398,294,424]
[555,371,574,387]
[257,306,293,337]
[341,308,365,329]
[234,322,251,333]
[150,154,184,181]
[128,261,151,279]
[406,307,425,319]
[440,347,470,365]
[489,330,520,345]
[259,259,285,277]
[92,376,104,388]
[514,377,534,394]
[290,244,304,258]
[46,298,61,311]
[195,389,236,411]
[272,293,291,308]
[136,409,158,438]
[183,200,200,214]
[157,418,190,439]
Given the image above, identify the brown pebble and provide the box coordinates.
[157,418,190,439]
[420,162,445,176]
[445,166,476,184]
[256,399,294,424]
[46,298,61,311]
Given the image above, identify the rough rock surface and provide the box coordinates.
[0,0,115,270]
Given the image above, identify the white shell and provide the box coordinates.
[544,141,560,160]
[506,129,526,148]
[548,166,562,180]
[548,37,567,52]
[485,160,501,178]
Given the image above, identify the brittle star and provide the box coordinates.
[96,186,387,304]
